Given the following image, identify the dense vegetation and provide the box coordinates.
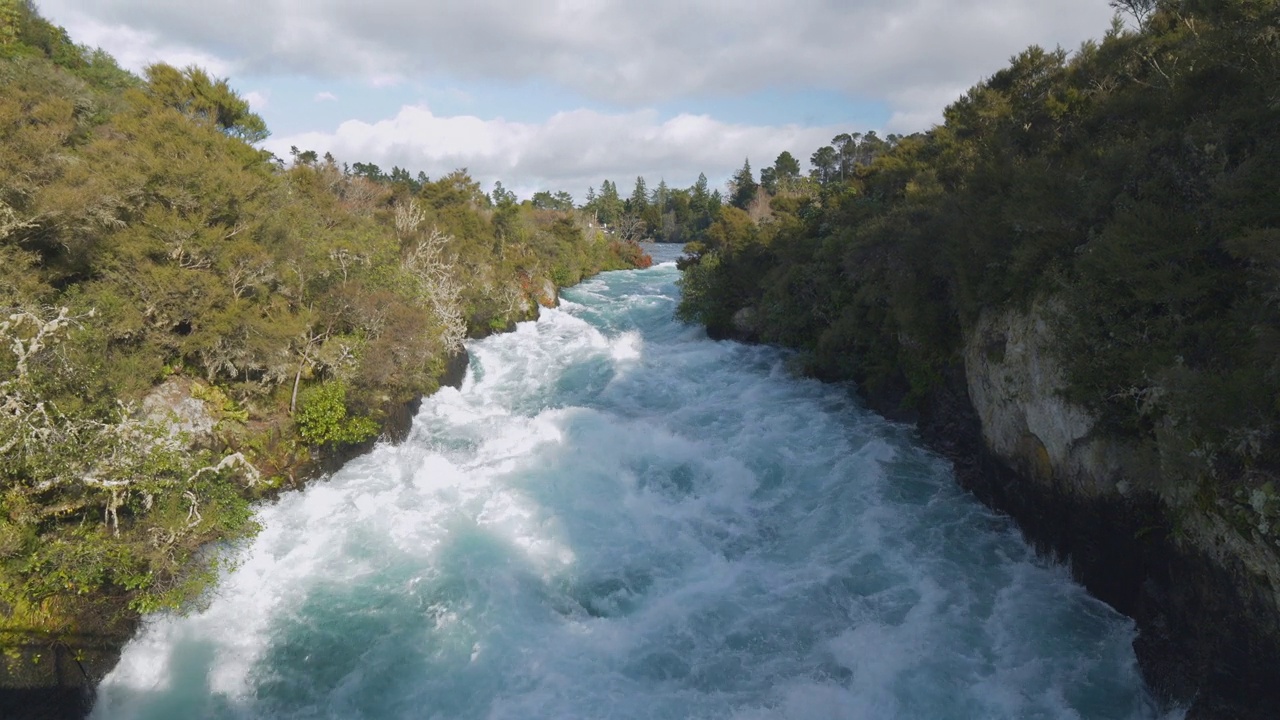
[0,0,647,659]
[581,174,726,245]
[679,0,1279,529]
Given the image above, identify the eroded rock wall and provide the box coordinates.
[954,303,1280,719]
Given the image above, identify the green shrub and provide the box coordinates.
[295,380,380,447]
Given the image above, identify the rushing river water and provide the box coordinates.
[92,246,1170,719]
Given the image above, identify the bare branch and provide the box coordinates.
[185,451,261,487]
[394,199,426,237]
[404,227,466,351]
[1110,0,1157,29]
[0,200,35,241]
[222,222,248,241]
[3,311,261,535]
[0,306,92,381]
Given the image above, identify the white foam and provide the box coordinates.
[610,330,643,361]
[92,262,1163,720]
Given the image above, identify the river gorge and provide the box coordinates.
[90,249,1173,720]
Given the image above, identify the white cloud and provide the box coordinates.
[883,83,973,133]
[243,90,269,110]
[266,105,842,200]
[41,0,1115,130]
[35,0,1119,192]
[37,5,231,76]
[314,91,338,102]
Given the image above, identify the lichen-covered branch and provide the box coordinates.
[404,227,467,351]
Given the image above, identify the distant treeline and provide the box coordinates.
[286,133,909,248]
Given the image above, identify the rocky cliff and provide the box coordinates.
[936,303,1280,719]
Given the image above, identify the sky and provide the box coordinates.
[37,0,1117,201]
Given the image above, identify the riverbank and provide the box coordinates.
[0,250,659,719]
[2,7,656,701]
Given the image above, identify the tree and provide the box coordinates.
[596,179,624,225]
[490,182,519,239]
[388,166,421,193]
[641,179,666,232]
[689,173,714,233]
[615,213,647,242]
[773,151,801,181]
[832,133,861,179]
[691,173,710,210]
[143,63,269,143]
[351,161,384,181]
[532,190,575,211]
[859,131,888,165]
[531,191,556,210]
[729,158,758,210]
[772,151,801,193]
[708,189,723,213]
[760,167,778,195]
[809,146,838,185]
[652,179,670,212]
[1110,0,1158,27]
[628,176,649,215]
[0,1,22,47]
[491,181,516,206]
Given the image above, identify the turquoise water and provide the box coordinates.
[92,252,1168,719]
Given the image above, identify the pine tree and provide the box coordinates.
[729,158,758,210]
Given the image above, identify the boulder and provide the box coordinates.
[139,377,218,448]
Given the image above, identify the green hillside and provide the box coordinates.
[0,0,647,669]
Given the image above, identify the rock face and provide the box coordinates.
[536,278,558,308]
[949,304,1280,719]
[964,305,1118,495]
[140,377,219,447]
[0,604,137,720]
[729,307,759,342]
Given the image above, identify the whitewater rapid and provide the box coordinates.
[92,252,1169,719]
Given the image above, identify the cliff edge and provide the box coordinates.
[928,303,1280,718]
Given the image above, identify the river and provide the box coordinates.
[91,245,1170,719]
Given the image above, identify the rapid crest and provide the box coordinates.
[92,254,1168,720]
